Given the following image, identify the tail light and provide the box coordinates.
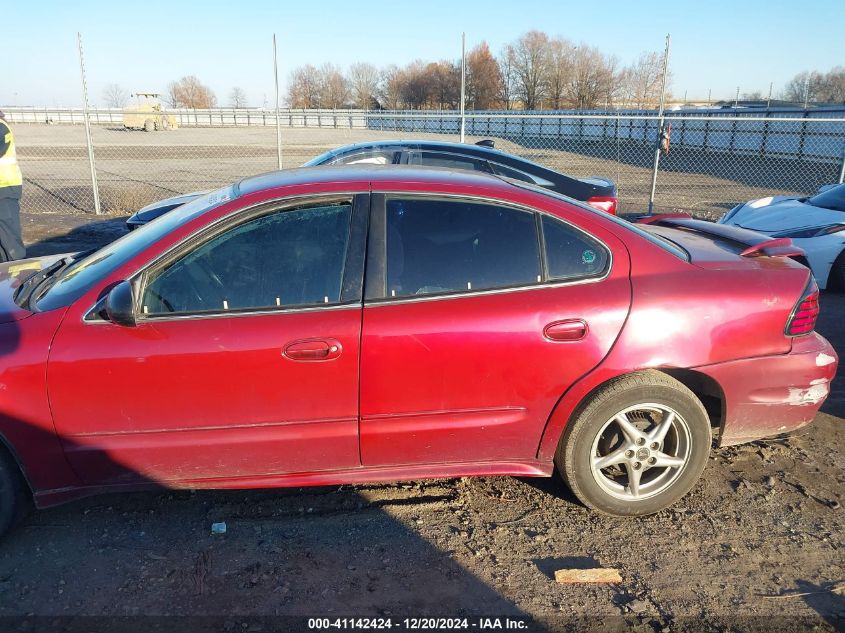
[785,278,820,336]
[586,196,618,215]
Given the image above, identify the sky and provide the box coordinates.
[3,0,843,107]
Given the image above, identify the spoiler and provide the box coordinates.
[634,215,805,258]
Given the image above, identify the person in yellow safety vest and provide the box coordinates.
[0,112,25,262]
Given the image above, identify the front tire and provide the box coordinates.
[556,371,711,516]
[828,249,845,292]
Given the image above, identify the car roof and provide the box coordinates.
[324,139,537,163]
[237,164,522,197]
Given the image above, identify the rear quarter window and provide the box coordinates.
[542,215,610,280]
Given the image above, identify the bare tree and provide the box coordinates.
[398,60,434,109]
[426,60,460,109]
[102,83,129,108]
[318,63,351,109]
[348,62,380,109]
[167,76,217,108]
[819,66,845,103]
[379,65,404,109]
[509,30,550,110]
[546,38,575,109]
[466,42,502,110]
[784,68,845,105]
[619,51,668,109]
[566,45,618,110]
[287,64,321,108]
[228,87,248,108]
[497,45,517,110]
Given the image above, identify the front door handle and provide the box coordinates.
[283,338,343,361]
[544,319,588,342]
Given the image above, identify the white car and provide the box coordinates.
[718,183,845,290]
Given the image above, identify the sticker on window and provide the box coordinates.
[582,249,597,265]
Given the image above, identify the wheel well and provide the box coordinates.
[0,433,34,495]
[655,368,725,435]
[545,368,727,460]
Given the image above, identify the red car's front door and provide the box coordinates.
[48,196,366,485]
[360,194,631,466]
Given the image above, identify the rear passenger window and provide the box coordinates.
[542,215,609,280]
[334,151,397,166]
[412,152,488,172]
[386,198,541,298]
[489,163,534,184]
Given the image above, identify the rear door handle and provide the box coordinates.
[544,319,588,342]
[283,338,342,361]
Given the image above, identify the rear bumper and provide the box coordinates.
[694,333,838,446]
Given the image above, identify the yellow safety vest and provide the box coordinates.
[0,122,23,189]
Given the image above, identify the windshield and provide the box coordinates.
[807,184,845,212]
[35,186,238,312]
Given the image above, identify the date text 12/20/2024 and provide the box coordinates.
[308,618,530,630]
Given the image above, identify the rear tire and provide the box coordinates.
[828,249,845,292]
[555,371,711,516]
[144,118,155,132]
[0,447,30,537]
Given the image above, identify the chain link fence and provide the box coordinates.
[6,107,845,220]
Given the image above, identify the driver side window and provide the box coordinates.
[141,202,352,316]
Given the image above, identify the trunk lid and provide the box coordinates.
[637,217,806,271]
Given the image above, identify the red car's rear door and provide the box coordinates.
[360,193,631,466]
[48,195,368,484]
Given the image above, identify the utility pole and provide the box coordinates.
[734,87,740,108]
[460,32,466,143]
[767,82,773,109]
[273,34,282,170]
[707,88,711,106]
[647,34,670,215]
[77,32,101,215]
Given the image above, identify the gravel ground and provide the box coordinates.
[14,123,839,221]
[0,215,842,632]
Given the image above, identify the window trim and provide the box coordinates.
[365,192,612,305]
[85,193,368,324]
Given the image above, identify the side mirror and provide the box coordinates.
[104,280,136,327]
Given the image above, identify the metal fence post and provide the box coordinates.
[460,33,466,143]
[839,141,845,184]
[647,34,671,215]
[77,33,101,215]
[273,34,282,170]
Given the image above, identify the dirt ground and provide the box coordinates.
[0,214,843,632]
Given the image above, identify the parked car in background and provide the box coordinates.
[126,191,207,231]
[718,183,845,290]
[0,165,835,536]
[304,140,619,214]
[125,140,618,229]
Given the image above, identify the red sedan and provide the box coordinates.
[0,167,837,533]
